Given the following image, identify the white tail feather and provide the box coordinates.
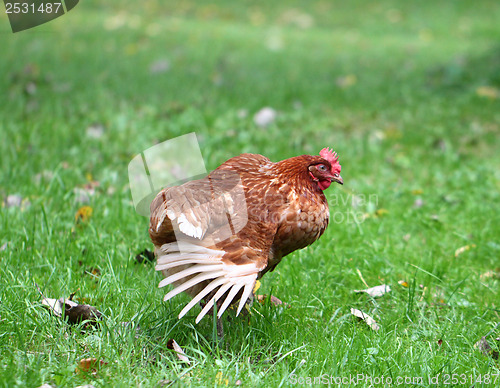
[178,277,226,319]
[158,264,224,288]
[195,282,233,323]
[156,241,261,322]
[236,277,257,316]
[218,283,244,318]
[156,259,220,272]
[163,270,226,300]
[159,242,221,255]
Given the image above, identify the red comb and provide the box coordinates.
[319,147,341,174]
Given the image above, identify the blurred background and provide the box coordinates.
[1,0,499,385]
[2,0,499,250]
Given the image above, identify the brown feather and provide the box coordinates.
[149,150,340,321]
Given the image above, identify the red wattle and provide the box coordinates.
[318,180,331,191]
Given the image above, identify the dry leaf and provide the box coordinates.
[411,189,423,195]
[75,206,93,223]
[354,284,391,298]
[41,297,65,317]
[350,308,380,331]
[355,268,369,288]
[474,336,499,360]
[167,339,190,364]
[86,123,105,139]
[253,280,261,293]
[480,269,500,280]
[374,208,389,217]
[398,280,409,288]
[454,244,476,257]
[413,198,424,208]
[476,86,499,99]
[215,371,229,386]
[65,303,102,325]
[382,126,402,140]
[75,358,107,374]
[256,294,289,307]
[42,297,101,325]
[150,59,170,74]
[237,109,248,119]
[33,170,54,185]
[84,267,101,278]
[3,194,31,209]
[37,285,102,325]
[336,74,357,88]
[280,9,314,29]
[253,107,276,128]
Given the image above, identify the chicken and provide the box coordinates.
[149,147,342,323]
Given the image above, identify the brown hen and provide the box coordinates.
[149,147,342,322]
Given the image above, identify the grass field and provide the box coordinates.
[1,1,500,386]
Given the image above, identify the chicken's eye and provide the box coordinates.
[334,173,339,177]
[318,165,327,171]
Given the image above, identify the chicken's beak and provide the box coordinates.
[332,175,343,185]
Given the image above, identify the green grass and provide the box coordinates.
[1,0,500,386]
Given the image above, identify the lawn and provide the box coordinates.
[1,0,499,386]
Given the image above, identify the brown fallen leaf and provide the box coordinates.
[350,308,380,331]
[474,336,499,360]
[167,339,190,364]
[374,208,389,217]
[75,206,93,223]
[65,303,102,325]
[256,294,289,307]
[398,280,409,288]
[476,86,499,99]
[75,358,107,374]
[84,267,101,278]
[480,269,500,280]
[37,284,102,326]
